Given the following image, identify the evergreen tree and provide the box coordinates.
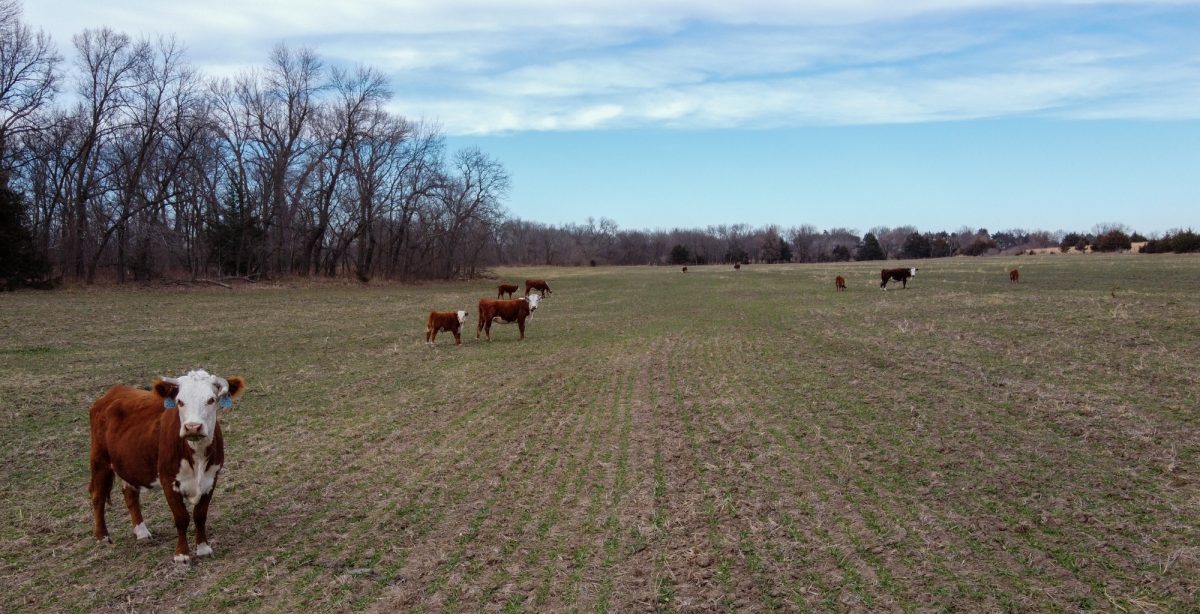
[856,233,885,261]
[0,185,49,290]
[668,244,690,265]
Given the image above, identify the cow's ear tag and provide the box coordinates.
[219,395,233,409]
[163,398,176,409]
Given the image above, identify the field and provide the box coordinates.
[2,254,1198,612]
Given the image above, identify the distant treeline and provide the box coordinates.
[0,1,1194,290]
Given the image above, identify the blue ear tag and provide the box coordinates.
[219,396,233,409]
[163,398,176,409]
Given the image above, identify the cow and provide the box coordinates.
[835,275,846,291]
[734,263,741,270]
[681,266,688,273]
[426,310,468,345]
[1009,269,1020,283]
[497,284,519,299]
[88,369,246,562]
[525,279,552,297]
[477,295,541,341]
[880,267,918,290]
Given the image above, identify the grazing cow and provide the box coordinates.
[426,310,468,345]
[835,275,847,291]
[477,295,541,341]
[1009,269,1020,283]
[497,284,519,299]
[880,267,918,290]
[89,370,246,562]
[734,263,741,270]
[525,279,552,297]
[681,266,688,272]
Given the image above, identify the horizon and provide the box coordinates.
[21,0,1200,235]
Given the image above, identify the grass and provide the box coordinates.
[1,253,1198,611]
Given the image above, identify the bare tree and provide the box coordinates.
[0,0,60,186]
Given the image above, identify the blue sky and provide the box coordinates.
[25,0,1200,234]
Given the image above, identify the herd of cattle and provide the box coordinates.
[89,264,1028,563]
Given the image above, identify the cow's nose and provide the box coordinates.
[183,422,203,434]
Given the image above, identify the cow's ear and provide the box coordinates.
[153,378,179,400]
[225,376,246,399]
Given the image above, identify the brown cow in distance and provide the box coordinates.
[880,267,918,290]
[525,279,552,297]
[497,284,518,299]
[478,294,541,341]
[734,263,741,270]
[1009,269,1020,283]
[835,275,846,291]
[426,310,467,345]
[681,266,688,272]
[89,370,246,562]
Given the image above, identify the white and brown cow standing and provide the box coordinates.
[89,370,245,562]
[880,267,918,290]
[477,294,540,341]
[426,310,468,345]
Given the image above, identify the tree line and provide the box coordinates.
[2,1,1193,290]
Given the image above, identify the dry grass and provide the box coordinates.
[1,254,1198,612]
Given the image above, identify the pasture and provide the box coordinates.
[1,254,1198,612]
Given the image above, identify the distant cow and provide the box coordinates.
[734,263,741,270]
[835,276,846,291]
[426,310,468,345]
[880,267,918,290]
[497,284,518,299]
[681,266,688,272]
[1009,269,1020,283]
[89,370,246,562]
[525,279,552,297]
[477,295,541,341]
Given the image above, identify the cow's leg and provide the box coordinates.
[89,454,114,543]
[193,492,215,557]
[518,319,525,340]
[163,486,192,562]
[485,320,492,341]
[429,328,437,345]
[902,278,907,288]
[122,484,152,540]
[453,330,461,345]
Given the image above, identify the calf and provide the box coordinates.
[880,267,918,290]
[1009,269,1020,283]
[477,295,541,341]
[835,275,846,291]
[681,266,688,272]
[89,370,245,562]
[497,284,518,299]
[734,263,741,270]
[426,310,468,345]
[525,279,552,297]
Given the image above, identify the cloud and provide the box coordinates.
[21,0,1200,133]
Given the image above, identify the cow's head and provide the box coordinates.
[525,294,541,312]
[155,369,246,443]
[457,310,468,325]
[910,268,918,276]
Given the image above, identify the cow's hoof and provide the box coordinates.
[195,543,213,557]
[97,535,111,544]
[134,523,152,541]
[173,553,191,563]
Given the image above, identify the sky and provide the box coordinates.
[23,0,1200,234]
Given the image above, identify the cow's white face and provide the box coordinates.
[526,294,541,312]
[457,310,468,325]
[910,267,918,276]
[156,369,245,443]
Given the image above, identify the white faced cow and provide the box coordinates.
[89,369,246,562]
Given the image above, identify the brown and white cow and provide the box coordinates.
[426,310,468,345]
[524,279,552,297]
[1009,269,1020,283]
[497,284,519,299]
[477,294,541,341]
[89,369,245,562]
[880,267,918,290]
[835,275,847,291]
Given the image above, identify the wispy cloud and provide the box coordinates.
[22,0,1200,133]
